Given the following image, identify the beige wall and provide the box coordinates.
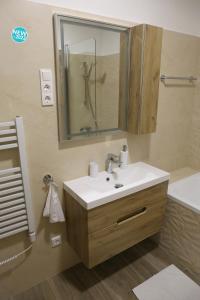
[188,45,200,169]
[28,0,200,38]
[0,0,200,297]
[147,31,200,170]
[129,31,200,171]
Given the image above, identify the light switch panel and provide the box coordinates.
[42,70,52,81]
[40,69,54,106]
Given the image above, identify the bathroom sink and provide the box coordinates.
[63,162,170,209]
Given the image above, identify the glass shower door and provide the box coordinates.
[65,38,97,137]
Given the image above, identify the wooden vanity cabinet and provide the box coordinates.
[128,24,163,134]
[65,181,168,268]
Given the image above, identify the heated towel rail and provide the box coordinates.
[0,117,36,242]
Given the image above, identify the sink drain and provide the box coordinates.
[114,183,124,189]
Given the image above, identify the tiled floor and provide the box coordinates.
[11,239,175,300]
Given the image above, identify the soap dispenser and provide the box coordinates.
[120,145,128,168]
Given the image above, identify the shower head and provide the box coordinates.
[80,61,95,78]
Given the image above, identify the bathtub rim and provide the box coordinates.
[167,194,200,214]
[168,173,200,214]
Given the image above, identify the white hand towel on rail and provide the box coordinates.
[43,182,65,223]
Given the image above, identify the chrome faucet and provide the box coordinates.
[106,153,120,174]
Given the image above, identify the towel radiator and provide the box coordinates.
[0,117,36,242]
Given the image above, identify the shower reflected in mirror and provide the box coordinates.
[54,15,129,141]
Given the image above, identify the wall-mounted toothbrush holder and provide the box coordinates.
[43,174,53,185]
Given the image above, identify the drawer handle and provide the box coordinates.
[117,207,147,225]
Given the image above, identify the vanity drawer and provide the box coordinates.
[88,202,165,267]
[65,181,168,268]
[88,181,168,234]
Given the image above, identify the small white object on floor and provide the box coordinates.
[43,182,65,223]
[133,264,200,300]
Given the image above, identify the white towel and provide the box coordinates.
[43,182,65,223]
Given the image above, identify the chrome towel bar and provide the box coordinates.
[160,74,197,82]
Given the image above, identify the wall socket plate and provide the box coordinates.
[50,234,62,248]
[39,69,54,106]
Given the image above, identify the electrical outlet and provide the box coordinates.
[39,69,54,106]
[50,235,62,248]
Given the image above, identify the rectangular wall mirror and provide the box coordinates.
[54,15,129,142]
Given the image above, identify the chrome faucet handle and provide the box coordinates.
[107,153,119,163]
[106,153,120,173]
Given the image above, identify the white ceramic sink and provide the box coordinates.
[63,162,170,209]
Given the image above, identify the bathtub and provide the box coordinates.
[168,173,200,214]
[159,173,200,283]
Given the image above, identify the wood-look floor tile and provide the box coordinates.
[92,254,137,299]
[14,281,56,300]
[13,239,172,300]
[52,263,116,300]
